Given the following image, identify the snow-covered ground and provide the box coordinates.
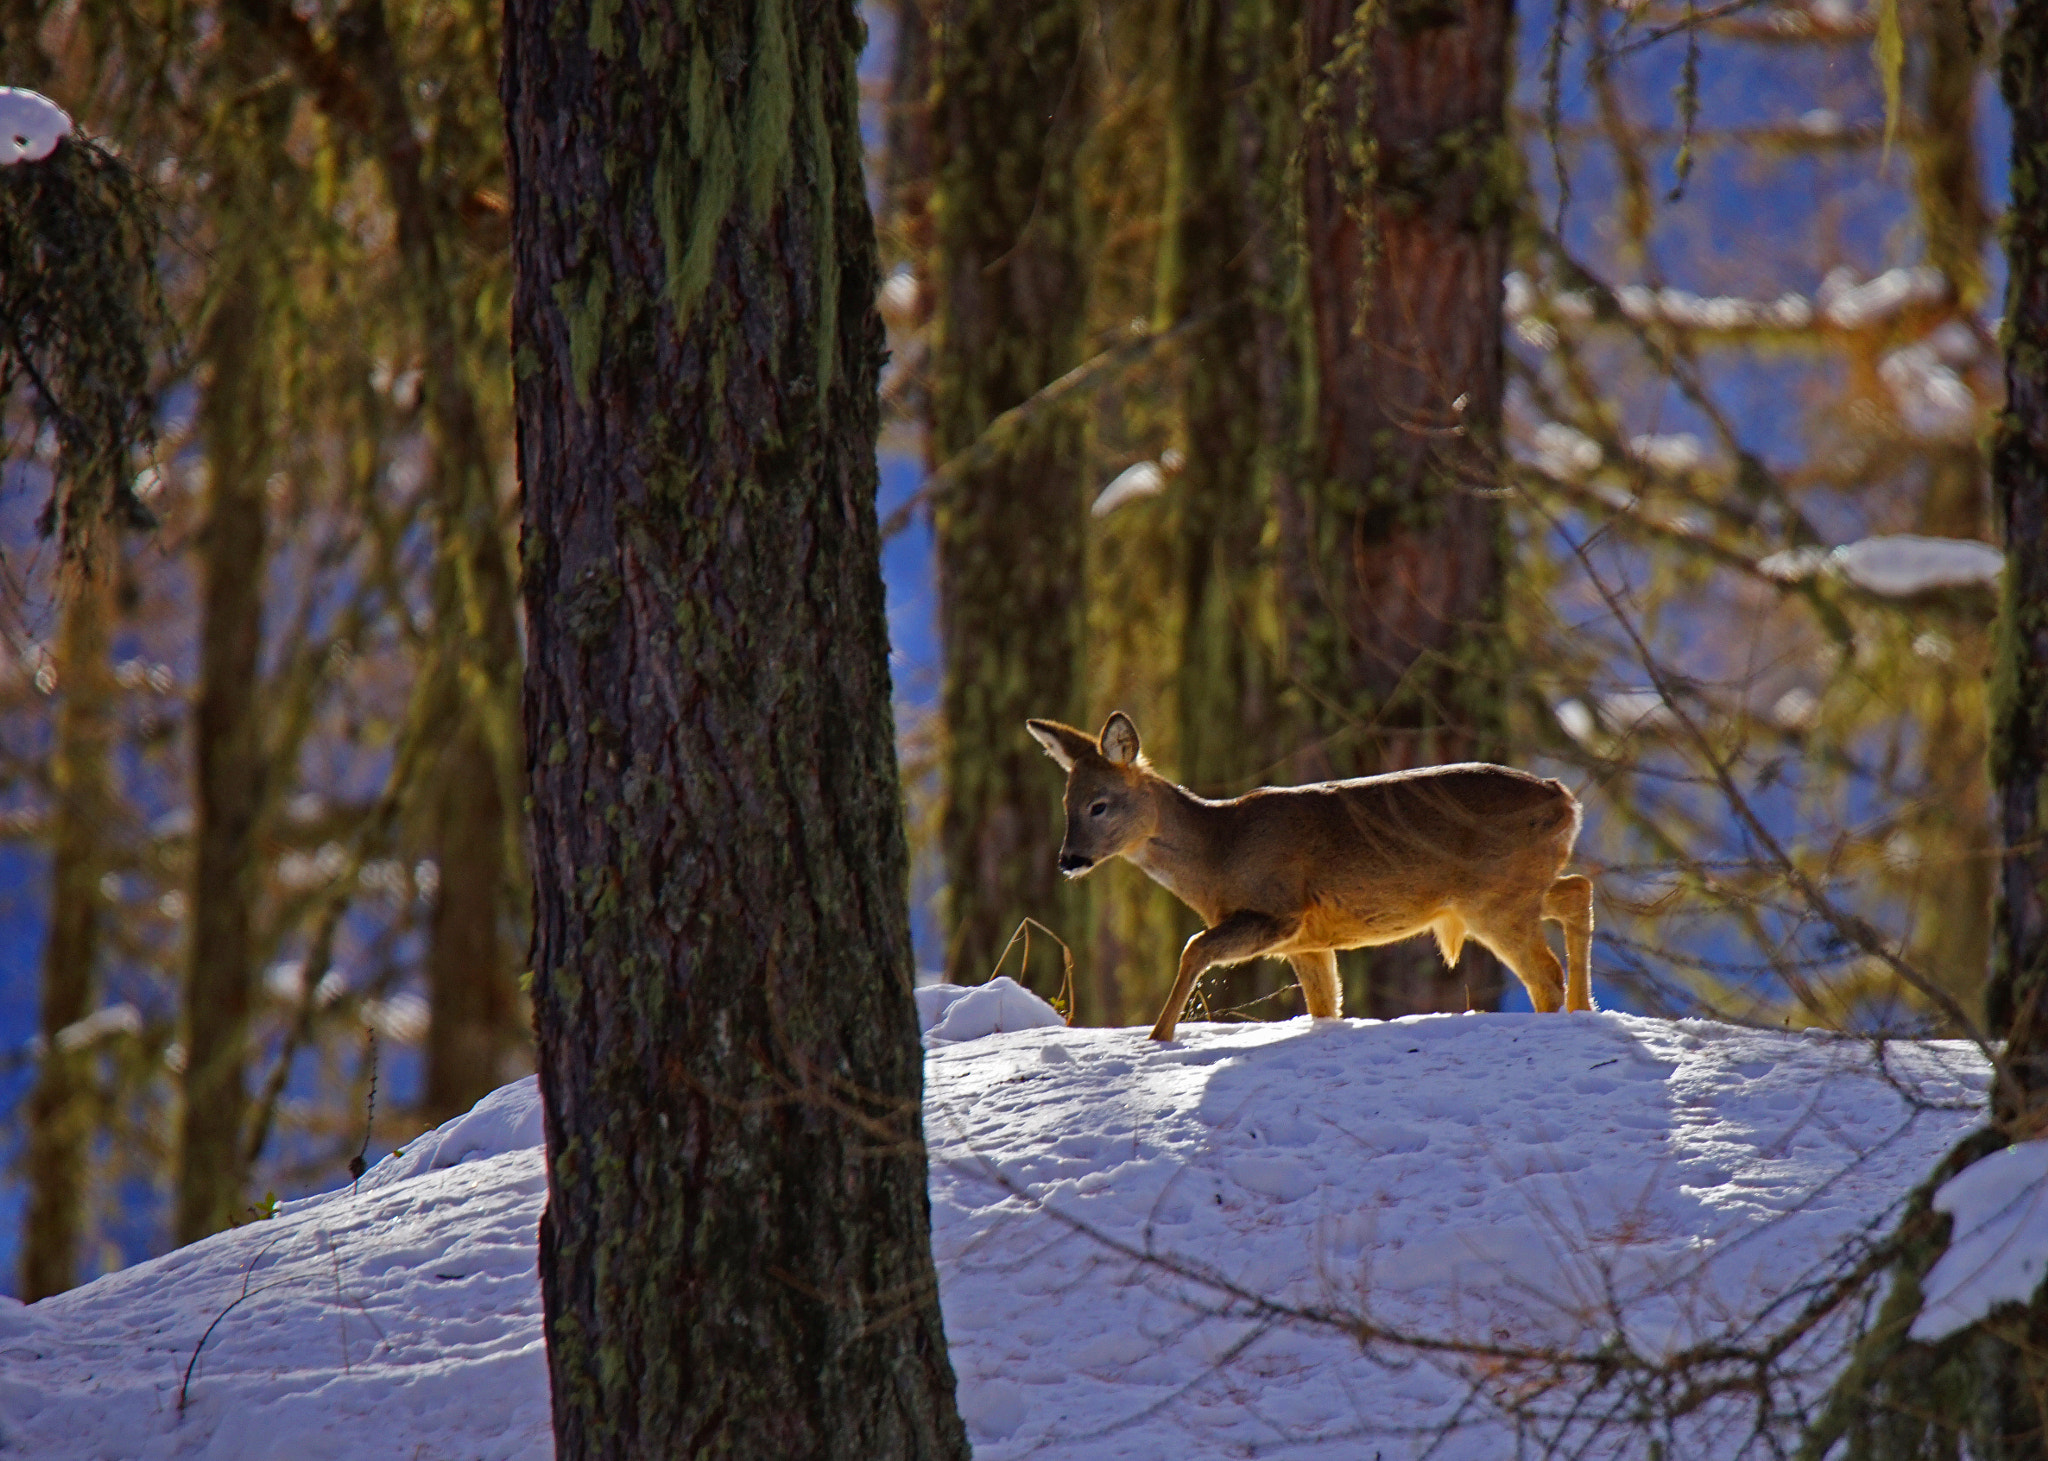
[0,992,2006,1459]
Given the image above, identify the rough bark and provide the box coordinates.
[176,215,274,1246]
[930,0,1093,988]
[1988,0,2048,1127]
[503,0,969,1455]
[1803,12,2048,1455]
[19,532,115,1299]
[1291,0,1514,1017]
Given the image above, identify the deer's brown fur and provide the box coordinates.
[1027,713,1595,1040]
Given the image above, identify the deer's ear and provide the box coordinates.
[1100,712,1141,768]
[1026,719,1093,772]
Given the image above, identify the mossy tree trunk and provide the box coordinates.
[234,0,532,1122]
[1291,0,1513,1017]
[504,0,969,1455]
[422,718,520,1123]
[1164,0,1271,803]
[1988,0,2048,1129]
[175,56,289,1241]
[1899,0,1996,1025]
[343,0,530,1122]
[19,531,116,1299]
[1804,11,2048,1455]
[1160,0,1302,1018]
[175,249,273,1245]
[929,0,1093,992]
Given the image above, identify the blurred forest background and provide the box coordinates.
[0,0,2019,1301]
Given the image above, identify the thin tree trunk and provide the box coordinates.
[883,0,933,271]
[421,720,518,1123]
[176,251,272,1245]
[930,0,1093,988]
[1291,0,1514,1017]
[19,532,115,1299]
[233,0,532,1119]
[1899,0,1996,1025]
[504,0,969,1455]
[1915,0,1992,312]
[344,0,530,1115]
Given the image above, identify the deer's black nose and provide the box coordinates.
[1059,852,1093,874]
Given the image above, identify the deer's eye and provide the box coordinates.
[1089,800,1109,817]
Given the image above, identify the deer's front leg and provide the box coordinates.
[1150,910,1295,1042]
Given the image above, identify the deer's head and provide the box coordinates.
[1025,712,1156,877]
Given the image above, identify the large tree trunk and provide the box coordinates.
[176,234,273,1245]
[19,532,115,1299]
[503,1,969,1455]
[1291,0,1514,1017]
[929,0,1093,989]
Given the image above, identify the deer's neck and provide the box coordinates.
[1128,779,1225,920]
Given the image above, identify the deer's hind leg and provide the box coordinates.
[1470,908,1568,1014]
[1543,875,1595,1012]
[1286,950,1341,1020]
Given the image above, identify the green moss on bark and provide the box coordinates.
[1291,0,1514,1016]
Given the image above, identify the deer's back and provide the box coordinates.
[1215,764,1578,932]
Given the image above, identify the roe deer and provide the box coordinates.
[1026,713,1595,1040]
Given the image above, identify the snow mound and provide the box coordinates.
[0,88,71,165]
[1912,1138,2048,1341]
[0,1013,1994,1460]
[923,1014,1987,1456]
[330,1075,545,1199]
[916,975,1065,1043]
[2,1112,550,1457]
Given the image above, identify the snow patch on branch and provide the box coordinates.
[1757,534,2002,596]
[0,88,71,165]
[1816,265,1948,330]
[1091,450,1182,517]
[1879,322,1984,441]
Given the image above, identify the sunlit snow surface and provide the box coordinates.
[0,1013,1993,1459]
